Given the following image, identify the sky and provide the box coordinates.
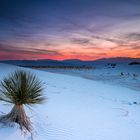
[0,0,140,60]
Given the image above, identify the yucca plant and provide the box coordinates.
[0,70,45,133]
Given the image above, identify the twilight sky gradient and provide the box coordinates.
[0,0,140,60]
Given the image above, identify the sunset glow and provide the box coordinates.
[0,0,140,60]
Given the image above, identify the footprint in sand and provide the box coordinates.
[112,108,129,117]
[51,91,60,94]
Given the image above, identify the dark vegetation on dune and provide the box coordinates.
[20,65,93,69]
[129,62,140,65]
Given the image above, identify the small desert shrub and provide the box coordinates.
[129,62,140,65]
[120,72,124,76]
[133,74,138,80]
[0,70,45,133]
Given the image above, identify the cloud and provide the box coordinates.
[63,51,108,60]
[44,42,60,47]
[60,19,124,45]
[31,48,63,56]
[69,38,91,45]
[124,33,140,41]
[0,43,62,56]
[91,35,123,45]
[136,53,140,57]
[133,46,140,49]
[0,43,26,53]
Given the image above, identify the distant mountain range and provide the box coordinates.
[95,57,140,63]
[0,57,140,67]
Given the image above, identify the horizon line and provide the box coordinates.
[0,57,140,61]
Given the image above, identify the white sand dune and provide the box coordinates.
[0,63,140,140]
[42,63,140,91]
